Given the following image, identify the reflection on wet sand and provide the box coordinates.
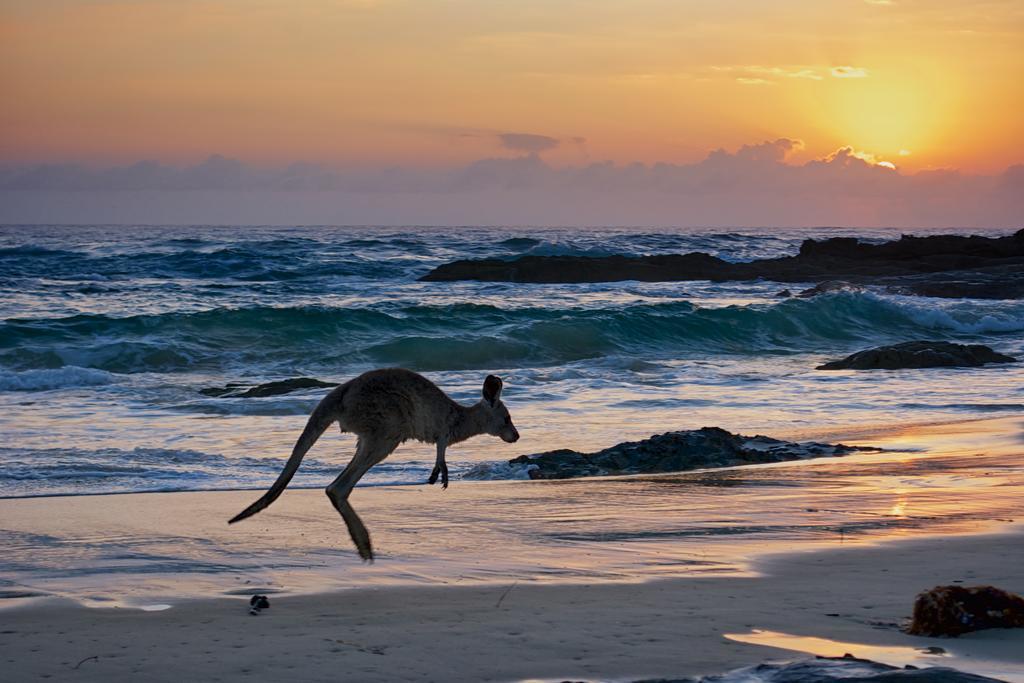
[0,416,1022,607]
[725,630,1024,683]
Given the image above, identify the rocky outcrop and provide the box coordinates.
[200,377,338,398]
[907,585,1024,637]
[661,655,1006,681]
[500,427,879,480]
[421,230,1024,299]
[816,341,1017,370]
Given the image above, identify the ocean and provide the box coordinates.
[2,224,1023,499]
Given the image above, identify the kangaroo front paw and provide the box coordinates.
[428,465,440,485]
[441,464,449,489]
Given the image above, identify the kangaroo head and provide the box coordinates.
[481,375,519,443]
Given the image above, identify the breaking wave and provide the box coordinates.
[0,446,437,498]
[0,366,118,392]
[1,292,1021,374]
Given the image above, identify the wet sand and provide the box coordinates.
[2,416,1024,681]
[3,527,1023,682]
[4,416,1024,603]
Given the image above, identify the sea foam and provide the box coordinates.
[0,366,117,392]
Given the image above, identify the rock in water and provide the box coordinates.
[795,280,863,297]
[656,654,1007,681]
[200,377,338,398]
[816,341,1017,370]
[199,382,249,397]
[420,230,1024,299]
[907,585,1024,637]
[497,426,879,480]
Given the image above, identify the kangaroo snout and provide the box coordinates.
[502,426,520,443]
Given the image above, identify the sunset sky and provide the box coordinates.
[2,0,1023,225]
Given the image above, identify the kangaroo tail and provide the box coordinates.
[228,389,341,524]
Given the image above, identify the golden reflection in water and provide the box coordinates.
[888,493,908,518]
[724,630,1024,683]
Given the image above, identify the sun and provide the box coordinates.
[821,70,956,163]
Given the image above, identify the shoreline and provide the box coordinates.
[2,414,1023,607]
[4,526,1023,682]
[3,412,1021,502]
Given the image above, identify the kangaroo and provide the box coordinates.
[228,368,519,561]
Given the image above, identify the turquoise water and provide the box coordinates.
[1,225,1023,497]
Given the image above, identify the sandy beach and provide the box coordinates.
[3,416,1024,681]
[3,526,1023,682]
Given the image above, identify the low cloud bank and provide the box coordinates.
[1,140,1021,227]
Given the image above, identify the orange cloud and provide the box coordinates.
[499,133,561,154]
[831,66,869,78]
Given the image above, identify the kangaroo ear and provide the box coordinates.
[482,375,503,406]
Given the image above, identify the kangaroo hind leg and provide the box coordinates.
[325,436,398,561]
